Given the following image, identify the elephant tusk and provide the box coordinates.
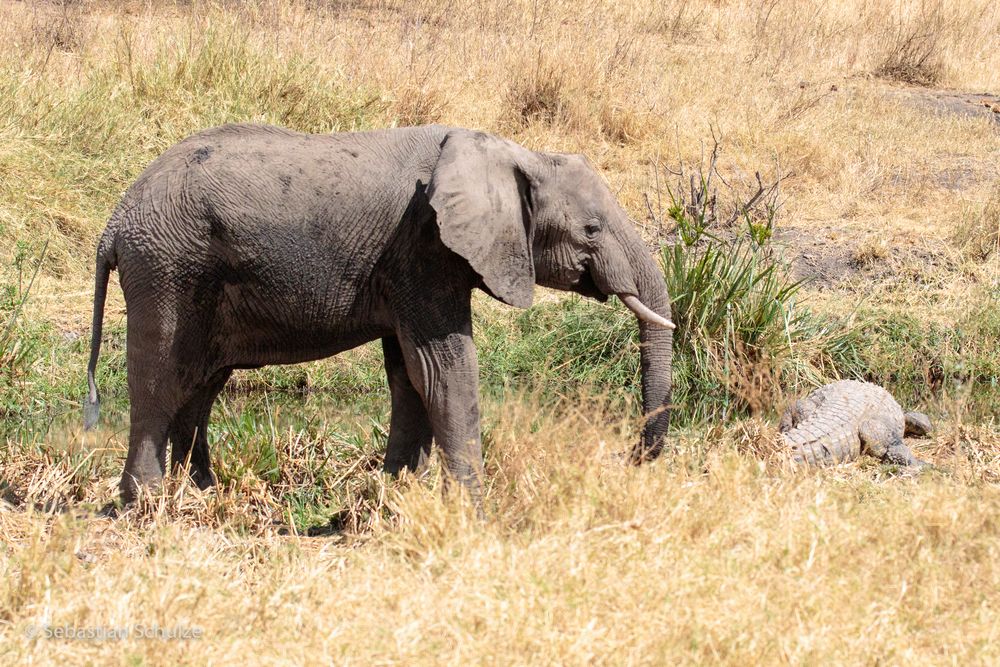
[619,294,676,330]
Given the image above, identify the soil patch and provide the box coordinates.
[890,87,1000,125]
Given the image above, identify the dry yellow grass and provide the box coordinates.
[3,398,1000,664]
[2,0,998,316]
[3,0,1000,663]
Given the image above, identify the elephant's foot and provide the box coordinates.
[383,447,431,477]
[189,466,217,491]
[118,471,164,506]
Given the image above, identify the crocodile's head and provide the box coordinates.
[904,412,933,437]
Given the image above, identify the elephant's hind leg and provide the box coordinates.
[121,364,177,504]
[119,275,222,503]
[121,322,182,503]
[169,369,232,489]
[121,410,171,504]
[381,336,433,475]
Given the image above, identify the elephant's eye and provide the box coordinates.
[584,220,603,239]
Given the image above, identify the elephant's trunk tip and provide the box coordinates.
[619,294,675,329]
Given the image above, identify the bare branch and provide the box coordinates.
[645,130,793,247]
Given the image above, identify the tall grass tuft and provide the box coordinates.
[655,142,862,420]
[663,228,861,422]
[873,4,947,86]
[0,241,47,417]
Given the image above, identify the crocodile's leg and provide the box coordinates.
[886,442,928,467]
[859,419,927,468]
[858,418,892,460]
[779,395,823,432]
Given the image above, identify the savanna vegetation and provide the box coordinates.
[1,0,999,663]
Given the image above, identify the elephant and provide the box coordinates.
[84,123,675,506]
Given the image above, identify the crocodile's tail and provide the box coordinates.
[782,403,861,466]
[784,431,858,467]
[84,228,118,430]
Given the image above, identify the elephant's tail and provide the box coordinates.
[84,229,117,430]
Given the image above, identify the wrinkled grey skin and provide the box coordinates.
[86,124,674,506]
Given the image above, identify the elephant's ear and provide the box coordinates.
[427,130,538,308]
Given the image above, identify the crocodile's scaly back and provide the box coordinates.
[779,380,926,467]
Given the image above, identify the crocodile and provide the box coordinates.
[779,380,932,467]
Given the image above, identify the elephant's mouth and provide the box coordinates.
[571,267,674,329]
[572,268,608,302]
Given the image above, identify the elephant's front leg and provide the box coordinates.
[397,327,484,507]
[382,336,433,475]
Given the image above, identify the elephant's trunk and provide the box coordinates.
[589,223,674,463]
[616,246,673,464]
[630,281,673,463]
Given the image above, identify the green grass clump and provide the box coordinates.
[0,241,49,420]
[208,394,391,532]
[857,302,1000,416]
[663,227,863,421]
[472,226,862,426]
[475,296,640,407]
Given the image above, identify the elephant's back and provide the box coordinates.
[120,123,445,228]
[105,123,444,338]
[141,122,447,181]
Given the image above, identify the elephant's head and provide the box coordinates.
[427,129,674,462]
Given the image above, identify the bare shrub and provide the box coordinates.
[647,136,789,246]
[951,183,1000,260]
[874,8,947,86]
[391,83,449,126]
[502,54,568,130]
